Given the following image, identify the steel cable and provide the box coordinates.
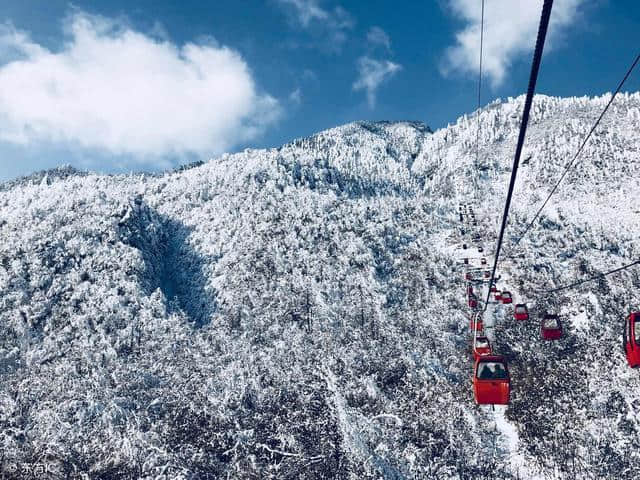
[483,0,554,311]
[506,52,640,257]
[536,259,640,294]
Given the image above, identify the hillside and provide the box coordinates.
[0,93,639,479]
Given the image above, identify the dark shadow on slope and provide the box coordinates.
[118,196,216,326]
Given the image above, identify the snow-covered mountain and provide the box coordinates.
[1,93,639,479]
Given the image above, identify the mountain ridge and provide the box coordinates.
[0,92,639,479]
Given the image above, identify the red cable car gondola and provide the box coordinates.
[473,336,492,360]
[468,293,478,309]
[500,291,513,304]
[624,311,640,368]
[473,355,510,405]
[494,291,502,301]
[541,314,562,340]
[470,315,483,332]
[514,304,529,321]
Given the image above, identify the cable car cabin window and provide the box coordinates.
[515,305,526,314]
[476,362,508,380]
[543,317,559,329]
[476,338,489,349]
[634,316,640,342]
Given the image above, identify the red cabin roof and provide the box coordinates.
[473,336,492,360]
[624,312,640,368]
[500,291,513,304]
[514,303,529,321]
[541,314,562,340]
[473,355,510,405]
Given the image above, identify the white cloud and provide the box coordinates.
[302,68,317,81]
[0,13,280,166]
[289,87,302,105]
[277,0,330,27]
[367,26,391,51]
[442,0,584,87]
[353,56,401,108]
[276,0,354,51]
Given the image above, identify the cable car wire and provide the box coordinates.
[506,52,640,257]
[482,0,554,312]
[472,0,485,354]
[473,0,485,192]
[536,259,640,294]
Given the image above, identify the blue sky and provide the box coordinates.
[0,0,638,182]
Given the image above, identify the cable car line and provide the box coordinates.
[482,0,554,312]
[473,0,485,202]
[535,258,640,294]
[469,1,553,408]
[463,0,640,401]
[471,0,485,358]
[506,51,640,257]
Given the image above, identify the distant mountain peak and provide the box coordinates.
[0,164,86,191]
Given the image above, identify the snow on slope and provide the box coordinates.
[0,94,639,479]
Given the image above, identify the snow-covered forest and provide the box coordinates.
[0,92,639,479]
